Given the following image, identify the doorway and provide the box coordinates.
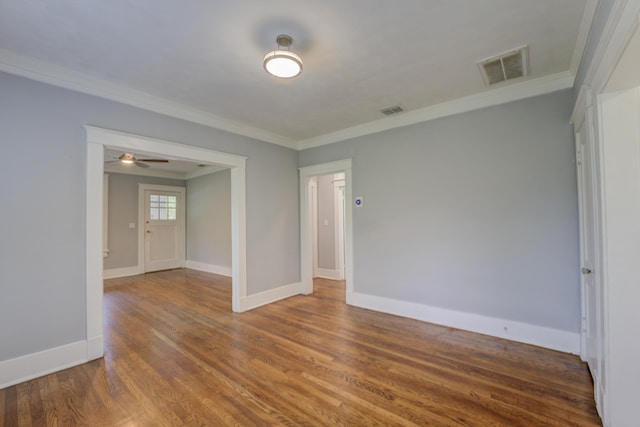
[85,126,248,361]
[299,159,353,302]
[311,173,345,281]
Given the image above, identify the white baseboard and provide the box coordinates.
[103,266,140,279]
[315,268,342,280]
[0,340,91,389]
[241,282,302,311]
[186,260,232,277]
[348,292,581,354]
[87,335,104,361]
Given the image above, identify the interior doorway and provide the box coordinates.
[310,173,345,281]
[299,159,353,302]
[85,126,248,361]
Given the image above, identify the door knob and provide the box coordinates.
[581,267,592,275]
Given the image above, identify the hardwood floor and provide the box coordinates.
[1,269,601,426]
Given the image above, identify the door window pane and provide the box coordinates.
[149,194,177,221]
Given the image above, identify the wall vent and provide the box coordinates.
[379,105,405,116]
[477,45,529,86]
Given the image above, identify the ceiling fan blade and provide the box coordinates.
[135,161,150,168]
[139,159,169,163]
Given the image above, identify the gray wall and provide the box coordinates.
[0,71,299,361]
[317,174,336,270]
[104,173,186,270]
[186,170,231,268]
[299,89,580,333]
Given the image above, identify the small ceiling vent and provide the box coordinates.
[477,45,529,86]
[379,105,405,116]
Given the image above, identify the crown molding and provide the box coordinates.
[1,48,577,153]
[572,0,640,122]
[587,0,640,94]
[570,0,600,75]
[0,49,297,150]
[297,71,575,150]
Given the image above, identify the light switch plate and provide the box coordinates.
[354,196,363,207]
[129,222,136,229]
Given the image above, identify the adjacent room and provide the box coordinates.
[1,1,639,425]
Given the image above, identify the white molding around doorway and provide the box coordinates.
[85,126,248,362]
[299,159,353,300]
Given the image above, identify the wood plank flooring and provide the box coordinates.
[1,269,601,426]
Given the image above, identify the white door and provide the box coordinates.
[143,189,185,272]
[576,119,600,383]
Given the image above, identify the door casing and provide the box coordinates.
[86,126,248,362]
[299,159,353,299]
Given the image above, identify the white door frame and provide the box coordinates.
[299,159,353,300]
[333,175,346,280]
[85,126,248,361]
[309,177,319,277]
[138,184,186,273]
[570,1,640,423]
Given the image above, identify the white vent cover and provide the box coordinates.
[379,105,405,116]
[477,45,529,86]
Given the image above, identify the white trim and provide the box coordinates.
[573,0,640,121]
[85,127,249,370]
[138,184,186,273]
[0,341,88,389]
[230,166,247,312]
[241,282,302,311]
[87,126,247,168]
[570,0,601,75]
[184,165,227,180]
[349,292,581,354]
[570,3,640,425]
[0,46,579,151]
[309,178,319,278]
[315,268,342,280]
[298,72,574,150]
[103,266,140,279]
[103,174,109,257]
[333,176,345,281]
[86,141,104,361]
[299,159,354,299]
[0,48,296,149]
[186,260,232,277]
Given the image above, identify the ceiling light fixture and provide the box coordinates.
[119,153,136,164]
[263,34,303,79]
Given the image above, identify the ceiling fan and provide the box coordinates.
[106,152,169,168]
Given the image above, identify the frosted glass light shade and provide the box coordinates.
[263,50,303,78]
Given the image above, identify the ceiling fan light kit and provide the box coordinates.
[263,34,303,79]
[110,152,169,168]
[118,153,136,164]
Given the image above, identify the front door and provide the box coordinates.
[144,189,185,272]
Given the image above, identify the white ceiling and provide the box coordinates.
[104,148,225,179]
[0,0,594,149]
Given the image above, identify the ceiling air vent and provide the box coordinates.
[379,105,405,116]
[477,45,529,86]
